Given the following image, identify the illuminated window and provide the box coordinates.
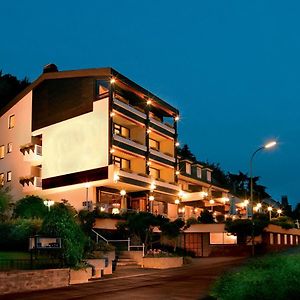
[290,235,293,245]
[296,236,299,245]
[150,167,160,179]
[210,233,237,244]
[277,234,281,245]
[113,123,130,139]
[197,167,202,178]
[149,138,160,151]
[7,171,12,182]
[284,234,287,245]
[8,115,15,129]
[270,233,274,245]
[0,173,4,186]
[7,143,12,153]
[0,145,4,159]
[186,163,191,174]
[207,171,212,182]
[96,80,109,99]
[113,156,130,170]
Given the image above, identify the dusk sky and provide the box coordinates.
[1,1,299,205]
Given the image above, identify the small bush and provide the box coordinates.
[271,216,295,229]
[198,209,215,224]
[41,203,86,267]
[14,195,48,219]
[210,253,300,299]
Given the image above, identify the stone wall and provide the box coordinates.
[0,268,70,295]
[142,257,183,269]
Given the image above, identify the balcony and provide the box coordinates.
[20,144,42,166]
[149,148,175,167]
[113,134,147,156]
[20,176,42,192]
[149,117,175,137]
[113,98,146,123]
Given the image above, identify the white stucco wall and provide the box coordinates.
[0,92,33,201]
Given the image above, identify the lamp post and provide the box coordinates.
[43,200,54,212]
[250,140,276,256]
[267,206,273,220]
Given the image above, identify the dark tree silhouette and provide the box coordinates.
[177,144,196,161]
[0,71,30,110]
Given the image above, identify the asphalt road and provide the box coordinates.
[0,257,246,300]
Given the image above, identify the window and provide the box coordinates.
[210,233,237,245]
[290,235,293,245]
[7,171,12,182]
[96,80,109,99]
[149,138,160,151]
[113,156,130,170]
[196,167,202,178]
[284,234,287,245]
[186,163,191,174]
[8,115,15,129]
[149,167,160,179]
[277,234,281,245]
[270,233,274,245]
[296,236,299,245]
[0,145,4,159]
[113,123,130,139]
[0,173,4,186]
[7,143,12,153]
[207,171,212,182]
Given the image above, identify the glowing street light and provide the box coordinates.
[277,209,282,217]
[267,206,273,220]
[44,200,54,212]
[250,140,277,256]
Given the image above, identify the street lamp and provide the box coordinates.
[44,199,54,212]
[250,140,277,256]
[267,206,273,220]
[277,209,282,217]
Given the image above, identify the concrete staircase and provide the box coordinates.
[116,251,140,268]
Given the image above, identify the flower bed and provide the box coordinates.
[142,250,183,269]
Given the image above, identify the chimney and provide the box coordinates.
[43,63,58,73]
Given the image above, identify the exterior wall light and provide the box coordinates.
[175,199,180,205]
[147,161,151,166]
[175,142,180,147]
[149,195,155,201]
[175,170,180,175]
[150,182,156,191]
[146,129,152,134]
[44,200,54,211]
[175,116,180,121]
[146,100,152,105]
[110,78,116,84]
[110,149,115,153]
[120,189,126,196]
[110,112,115,117]
[113,174,120,182]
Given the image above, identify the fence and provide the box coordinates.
[91,229,145,256]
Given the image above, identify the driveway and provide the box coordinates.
[0,257,246,300]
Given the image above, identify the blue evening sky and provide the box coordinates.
[1,1,299,206]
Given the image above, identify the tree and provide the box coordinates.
[0,71,30,110]
[177,144,196,161]
[41,203,86,267]
[160,218,185,251]
[198,209,215,224]
[13,195,48,219]
[0,187,12,221]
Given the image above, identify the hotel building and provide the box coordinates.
[0,65,229,219]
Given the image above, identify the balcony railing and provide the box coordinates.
[149,148,176,163]
[20,176,42,191]
[113,134,147,152]
[20,144,42,165]
[149,117,175,135]
[113,98,147,120]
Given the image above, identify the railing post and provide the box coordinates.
[128,238,130,251]
[142,243,145,257]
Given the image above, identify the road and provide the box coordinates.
[0,257,246,300]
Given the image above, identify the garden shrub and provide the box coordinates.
[14,195,48,219]
[270,216,295,229]
[0,187,13,221]
[41,203,86,267]
[198,209,215,224]
[210,253,300,300]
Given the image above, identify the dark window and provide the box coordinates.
[96,80,109,99]
[150,167,160,179]
[149,138,160,151]
[113,123,130,139]
[113,156,130,170]
[8,115,15,129]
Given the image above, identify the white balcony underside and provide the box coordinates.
[149,117,175,134]
[150,149,175,163]
[113,134,147,152]
[113,98,147,119]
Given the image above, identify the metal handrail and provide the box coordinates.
[91,229,109,244]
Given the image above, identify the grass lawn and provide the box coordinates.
[0,251,30,260]
[210,248,300,300]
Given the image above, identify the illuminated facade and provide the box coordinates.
[0,65,229,218]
